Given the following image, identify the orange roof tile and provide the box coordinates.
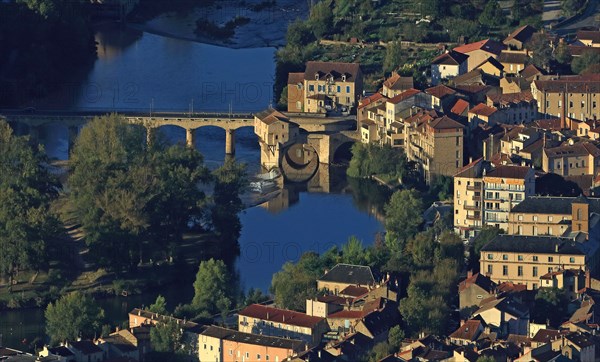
[454,39,505,55]
[469,103,498,117]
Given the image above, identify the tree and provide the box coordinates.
[438,231,465,267]
[45,292,104,343]
[341,236,367,265]
[533,287,569,327]
[192,258,232,316]
[286,19,315,47]
[554,40,572,65]
[150,319,183,353]
[528,33,552,70]
[572,50,600,74]
[309,0,333,39]
[271,252,325,310]
[406,231,436,267]
[384,42,403,73]
[478,0,503,26]
[0,121,60,288]
[469,226,501,270]
[429,175,453,201]
[148,295,168,315]
[440,18,479,43]
[385,189,425,241]
[211,159,248,246]
[536,173,582,196]
[244,288,269,305]
[388,325,405,349]
[69,115,210,268]
[561,0,585,17]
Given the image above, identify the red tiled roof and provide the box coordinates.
[533,118,562,131]
[449,319,483,341]
[326,310,365,319]
[531,329,567,343]
[454,39,505,56]
[454,157,484,178]
[387,88,421,104]
[484,165,533,179]
[358,92,386,109]
[504,25,537,44]
[432,50,469,66]
[383,73,413,90]
[239,304,325,328]
[469,103,498,117]
[496,281,528,293]
[577,30,600,43]
[519,64,544,79]
[487,90,534,105]
[429,115,465,130]
[545,142,600,158]
[458,273,496,293]
[533,74,600,93]
[425,84,456,99]
[340,285,369,297]
[450,98,470,116]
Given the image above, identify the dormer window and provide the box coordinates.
[342,74,346,82]
[315,73,319,80]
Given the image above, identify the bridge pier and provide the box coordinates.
[146,126,156,146]
[68,126,78,155]
[186,128,196,148]
[225,129,235,155]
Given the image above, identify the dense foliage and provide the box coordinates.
[0,121,60,288]
[45,292,104,343]
[192,258,234,318]
[68,114,211,269]
[347,143,421,187]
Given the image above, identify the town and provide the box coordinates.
[2,0,600,361]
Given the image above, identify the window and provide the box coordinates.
[456,136,460,146]
[502,254,508,260]
[518,255,523,261]
[346,86,351,93]
[533,266,538,277]
[518,266,523,276]
[570,257,575,263]
[337,86,341,92]
[503,265,508,275]
[518,215,523,221]
[246,353,250,358]
[229,350,233,356]
[204,344,206,350]
[309,85,314,92]
[266,356,270,361]
[487,265,493,274]
[533,215,538,221]
[210,346,213,351]
[533,283,538,290]
[548,216,553,222]
[548,256,554,262]
[257,354,261,360]
[487,253,493,260]
[548,267,553,273]
[532,255,538,262]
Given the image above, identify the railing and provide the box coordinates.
[464,204,480,210]
[466,185,481,191]
[466,214,481,220]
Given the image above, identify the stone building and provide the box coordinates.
[531,74,600,122]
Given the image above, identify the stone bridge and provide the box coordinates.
[0,110,254,155]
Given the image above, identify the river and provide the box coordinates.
[0,22,386,350]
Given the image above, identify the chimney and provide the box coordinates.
[586,269,591,289]
[116,326,119,332]
[467,270,473,278]
[555,244,559,253]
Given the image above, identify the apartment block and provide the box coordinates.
[531,74,600,122]
[542,141,600,177]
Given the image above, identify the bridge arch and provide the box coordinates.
[280,143,320,183]
[332,140,355,165]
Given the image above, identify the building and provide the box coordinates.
[449,319,486,346]
[531,74,600,122]
[254,109,300,168]
[468,103,505,129]
[507,196,600,238]
[199,325,305,362]
[474,57,504,77]
[472,296,529,337]
[503,25,537,50]
[486,91,538,125]
[384,88,427,128]
[317,264,376,292]
[382,73,413,97]
[454,158,488,238]
[431,50,469,85]
[458,272,497,310]
[237,304,328,346]
[96,329,141,362]
[406,115,465,184]
[453,39,506,72]
[287,72,305,112]
[542,141,600,177]
[576,30,600,48]
[424,85,457,112]
[64,341,104,362]
[480,235,589,289]
[482,165,535,231]
[301,61,363,114]
[498,51,529,75]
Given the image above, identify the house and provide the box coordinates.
[301,61,363,113]
[64,341,104,362]
[472,296,529,337]
[560,332,596,362]
[498,51,530,75]
[542,141,600,177]
[431,50,469,85]
[405,115,465,184]
[480,235,590,289]
[576,30,600,48]
[449,319,486,346]
[354,301,401,342]
[540,269,585,299]
[503,25,537,50]
[531,74,600,122]
[287,72,305,112]
[450,98,471,117]
[382,73,413,97]
[468,103,505,129]
[486,91,538,125]
[482,165,535,231]
[519,64,545,81]
[474,56,504,77]
[453,39,506,72]
[96,329,142,362]
[39,346,75,362]
[453,158,489,238]
[317,263,376,292]
[360,119,378,144]
[425,85,457,112]
[237,304,328,346]
[500,76,531,94]
[458,272,498,310]
[507,195,600,238]
[199,325,305,362]
[385,88,428,128]
[253,108,300,168]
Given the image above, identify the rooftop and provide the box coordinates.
[387,88,422,104]
[484,165,532,179]
[454,39,505,56]
[201,325,305,350]
[449,319,484,341]
[238,304,325,328]
[432,50,469,66]
[469,103,498,117]
[533,74,600,93]
[304,61,361,82]
[510,195,600,215]
[504,25,537,45]
[544,142,600,158]
[67,340,102,355]
[318,263,375,286]
[480,235,586,255]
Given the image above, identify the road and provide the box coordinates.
[552,0,600,36]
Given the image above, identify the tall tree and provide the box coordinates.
[384,42,403,73]
[309,0,333,39]
[271,252,325,311]
[192,258,232,316]
[0,121,60,288]
[554,40,572,65]
[478,0,504,26]
[150,319,183,353]
[211,159,248,245]
[528,33,552,71]
[45,292,104,343]
[572,50,600,74]
[385,189,425,241]
[148,295,168,315]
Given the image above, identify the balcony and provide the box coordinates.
[467,185,481,191]
[464,204,480,210]
[466,214,481,220]
[472,195,481,201]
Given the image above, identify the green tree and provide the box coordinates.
[244,288,270,305]
[572,50,600,74]
[388,325,405,349]
[429,175,453,201]
[533,287,569,327]
[385,189,425,241]
[469,226,501,270]
[45,292,104,343]
[554,40,572,65]
[478,0,504,26]
[440,18,479,43]
[561,0,585,17]
[211,159,248,245]
[271,252,325,310]
[286,19,315,47]
[477,356,496,362]
[437,231,465,267]
[0,121,60,288]
[407,231,435,267]
[192,258,232,316]
[384,42,403,73]
[341,236,367,265]
[528,33,552,70]
[309,0,333,39]
[150,319,183,353]
[148,295,168,315]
